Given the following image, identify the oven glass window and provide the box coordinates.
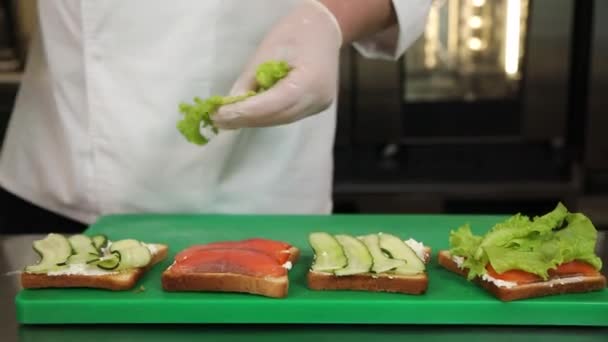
[404,0,530,102]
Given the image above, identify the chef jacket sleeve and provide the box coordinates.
[352,0,434,60]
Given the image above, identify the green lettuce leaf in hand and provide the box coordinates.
[177,93,254,145]
[177,60,291,145]
[256,60,291,91]
[448,202,602,280]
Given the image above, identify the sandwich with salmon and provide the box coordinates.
[21,233,168,291]
[307,232,431,294]
[161,238,299,298]
[438,203,606,301]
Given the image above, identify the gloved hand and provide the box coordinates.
[213,0,343,129]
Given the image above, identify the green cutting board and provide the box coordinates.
[15,214,608,325]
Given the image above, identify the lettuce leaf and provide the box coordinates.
[449,225,485,279]
[475,203,567,257]
[555,213,602,269]
[177,93,254,145]
[450,224,482,257]
[484,240,562,279]
[177,60,291,145]
[255,60,291,91]
[449,202,602,280]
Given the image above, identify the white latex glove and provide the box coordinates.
[213,0,343,129]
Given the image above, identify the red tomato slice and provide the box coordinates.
[486,264,542,284]
[549,261,599,277]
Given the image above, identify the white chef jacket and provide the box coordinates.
[0,0,430,224]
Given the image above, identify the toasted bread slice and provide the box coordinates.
[307,246,431,295]
[307,271,428,294]
[438,250,607,301]
[161,246,299,298]
[21,244,168,291]
[162,270,290,298]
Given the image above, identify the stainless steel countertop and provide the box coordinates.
[1,233,607,341]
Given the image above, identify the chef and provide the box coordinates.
[0,0,431,230]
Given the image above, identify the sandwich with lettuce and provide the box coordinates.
[438,203,606,301]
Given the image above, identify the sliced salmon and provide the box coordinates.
[172,248,287,277]
[175,238,292,264]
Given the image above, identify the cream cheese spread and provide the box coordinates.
[481,273,518,288]
[47,263,118,276]
[452,255,465,269]
[142,243,158,255]
[404,238,427,261]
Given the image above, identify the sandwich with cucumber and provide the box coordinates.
[438,203,606,301]
[21,233,168,291]
[307,232,431,294]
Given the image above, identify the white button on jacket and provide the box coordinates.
[0,0,431,224]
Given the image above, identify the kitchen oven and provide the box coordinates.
[333,0,607,216]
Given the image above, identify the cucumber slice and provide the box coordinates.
[333,234,373,276]
[115,245,151,270]
[98,239,151,271]
[379,233,425,275]
[95,251,121,270]
[24,233,72,273]
[68,234,98,255]
[309,232,347,272]
[91,235,108,250]
[67,234,100,265]
[67,252,101,265]
[110,239,142,252]
[359,234,406,273]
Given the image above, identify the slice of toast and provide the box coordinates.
[21,244,168,291]
[307,246,431,295]
[438,250,607,301]
[161,246,299,298]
